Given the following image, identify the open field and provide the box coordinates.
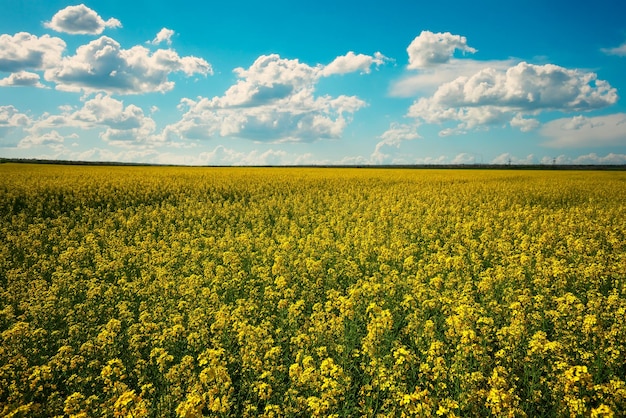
[1,164,625,417]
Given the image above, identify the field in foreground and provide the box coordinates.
[1,164,625,417]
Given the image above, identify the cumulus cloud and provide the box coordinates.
[0,32,66,72]
[601,41,626,56]
[572,153,626,164]
[419,63,615,111]
[43,36,212,94]
[167,93,363,143]
[321,51,387,76]
[388,31,512,98]
[31,95,158,146]
[196,146,295,165]
[540,113,626,148]
[164,52,382,142]
[378,122,421,146]
[150,28,175,46]
[45,4,121,35]
[370,146,402,165]
[407,31,476,69]
[450,153,480,164]
[71,95,137,125]
[509,113,539,132]
[390,58,516,97]
[372,123,421,163]
[409,100,509,136]
[407,62,618,136]
[68,147,159,163]
[389,32,621,140]
[79,95,158,145]
[540,153,626,165]
[0,106,30,126]
[0,71,45,88]
[154,145,317,165]
[18,130,65,149]
[211,54,320,108]
[491,153,536,165]
[0,105,31,138]
[414,155,448,165]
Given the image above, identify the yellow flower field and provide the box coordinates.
[1,164,625,417]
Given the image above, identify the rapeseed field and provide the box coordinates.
[1,164,625,417]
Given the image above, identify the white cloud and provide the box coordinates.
[390,58,516,97]
[539,155,571,165]
[378,122,421,146]
[572,153,626,164]
[44,36,212,94]
[333,155,370,165]
[0,71,46,88]
[205,146,289,165]
[426,63,615,110]
[407,62,618,136]
[407,31,476,70]
[45,4,121,35]
[491,153,536,164]
[540,113,626,148]
[82,96,158,146]
[372,123,420,163]
[390,32,621,139]
[414,155,448,165]
[321,51,387,76]
[389,30,511,97]
[150,28,175,46]
[31,94,158,146]
[71,95,145,127]
[212,54,320,108]
[409,100,509,136]
[164,53,380,142]
[78,147,158,162]
[601,41,626,56]
[451,153,478,164]
[510,113,539,132]
[0,105,31,138]
[18,130,65,149]
[145,146,319,166]
[0,32,66,72]
[370,146,398,165]
[540,153,626,165]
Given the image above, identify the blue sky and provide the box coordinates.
[1,0,625,165]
